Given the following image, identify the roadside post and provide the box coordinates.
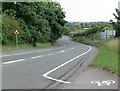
[14,29,19,49]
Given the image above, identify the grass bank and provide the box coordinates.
[90,39,118,76]
[73,38,119,76]
[2,43,53,51]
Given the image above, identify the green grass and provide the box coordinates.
[90,39,118,76]
[73,37,119,76]
[90,45,118,75]
[2,43,52,51]
[103,39,118,52]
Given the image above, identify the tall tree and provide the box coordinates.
[111,8,120,37]
[2,2,67,46]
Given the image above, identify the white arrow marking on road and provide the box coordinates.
[43,46,92,84]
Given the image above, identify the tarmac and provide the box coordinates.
[63,67,119,89]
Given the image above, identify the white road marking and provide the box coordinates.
[1,49,53,58]
[31,55,43,59]
[47,54,53,56]
[36,49,53,53]
[1,40,66,58]
[2,47,74,65]
[2,59,25,65]
[0,55,11,57]
[43,74,71,84]
[12,52,33,56]
[43,46,91,84]
[65,47,75,52]
[61,50,65,53]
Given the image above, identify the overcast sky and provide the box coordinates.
[55,0,120,22]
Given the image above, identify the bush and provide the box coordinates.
[2,13,21,45]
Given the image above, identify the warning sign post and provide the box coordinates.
[14,30,19,49]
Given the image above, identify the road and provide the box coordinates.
[2,36,93,89]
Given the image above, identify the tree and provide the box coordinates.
[2,2,67,46]
[111,8,120,37]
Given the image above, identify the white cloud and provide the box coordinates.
[55,0,120,22]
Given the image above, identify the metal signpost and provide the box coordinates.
[14,30,19,49]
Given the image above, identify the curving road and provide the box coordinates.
[2,36,94,89]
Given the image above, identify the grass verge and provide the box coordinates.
[90,45,118,76]
[2,43,52,51]
[73,38,119,76]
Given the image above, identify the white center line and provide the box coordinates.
[2,59,25,65]
[1,49,54,58]
[1,43,66,58]
[2,47,75,65]
[31,55,43,59]
[1,40,66,58]
[47,54,53,56]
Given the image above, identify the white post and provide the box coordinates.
[16,34,18,49]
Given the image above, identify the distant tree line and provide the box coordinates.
[69,24,113,39]
[67,22,109,32]
[2,2,67,46]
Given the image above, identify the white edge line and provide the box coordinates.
[43,46,91,84]
[2,46,73,64]
[0,55,11,57]
[2,40,65,58]
[2,40,66,64]
[2,59,25,65]
[2,49,53,57]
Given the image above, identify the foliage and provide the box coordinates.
[2,2,67,46]
[72,35,118,76]
[90,39,118,76]
[110,8,120,37]
[69,24,113,40]
[2,13,22,45]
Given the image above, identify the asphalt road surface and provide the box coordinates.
[2,36,94,89]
